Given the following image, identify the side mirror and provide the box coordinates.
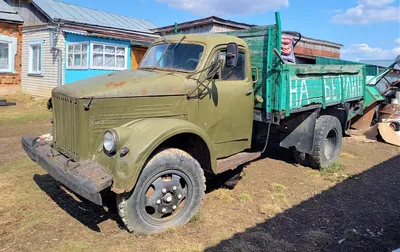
[226,43,238,68]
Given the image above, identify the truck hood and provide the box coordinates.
[53,70,187,98]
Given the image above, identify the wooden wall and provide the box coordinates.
[21,28,66,97]
[6,0,49,25]
[0,23,22,86]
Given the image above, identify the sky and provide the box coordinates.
[62,0,400,61]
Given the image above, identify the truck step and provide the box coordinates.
[217,152,261,173]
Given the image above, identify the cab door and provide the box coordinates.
[197,45,254,158]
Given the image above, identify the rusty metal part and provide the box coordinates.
[21,136,113,205]
[350,102,377,131]
[217,152,261,173]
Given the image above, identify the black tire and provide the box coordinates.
[117,148,206,234]
[309,115,343,169]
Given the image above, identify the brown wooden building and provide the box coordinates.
[0,0,23,94]
[153,16,343,63]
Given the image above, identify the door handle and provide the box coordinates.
[245,90,253,96]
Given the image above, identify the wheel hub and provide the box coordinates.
[163,193,173,203]
[143,173,188,220]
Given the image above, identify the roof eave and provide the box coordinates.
[152,16,254,33]
[55,18,158,37]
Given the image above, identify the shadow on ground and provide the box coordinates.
[206,155,400,252]
[33,174,122,232]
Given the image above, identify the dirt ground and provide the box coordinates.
[1,93,400,252]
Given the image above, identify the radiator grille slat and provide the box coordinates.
[53,94,78,160]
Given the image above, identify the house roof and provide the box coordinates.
[152,16,254,33]
[31,0,157,34]
[0,0,23,23]
[360,60,400,70]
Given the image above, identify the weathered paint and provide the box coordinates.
[64,33,131,84]
[287,74,364,110]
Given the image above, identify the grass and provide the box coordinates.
[190,211,201,223]
[320,162,346,175]
[340,152,356,159]
[213,189,235,203]
[0,157,32,174]
[238,193,252,201]
[0,92,50,122]
[259,204,282,216]
[307,170,320,177]
[271,183,288,193]
[0,111,50,122]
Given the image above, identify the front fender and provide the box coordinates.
[95,118,216,193]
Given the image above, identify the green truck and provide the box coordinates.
[22,12,395,234]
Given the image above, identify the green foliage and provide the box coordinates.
[239,193,252,201]
[190,211,201,223]
[320,162,346,175]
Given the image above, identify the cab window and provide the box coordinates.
[221,51,246,81]
[211,50,246,81]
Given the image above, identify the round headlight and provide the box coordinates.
[103,130,118,154]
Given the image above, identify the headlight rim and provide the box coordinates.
[103,129,119,155]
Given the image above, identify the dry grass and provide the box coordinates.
[271,183,288,193]
[259,204,282,216]
[0,92,50,122]
[340,152,356,159]
[212,189,235,203]
[307,170,321,177]
[238,193,252,201]
[0,93,399,252]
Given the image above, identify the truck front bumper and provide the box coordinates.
[21,136,113,205]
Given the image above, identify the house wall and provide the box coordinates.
[65,33,131,84]
[0,22,22,86]
[21,28,66,97]
[294,38,341,59]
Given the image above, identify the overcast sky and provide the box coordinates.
[63,0,400,61]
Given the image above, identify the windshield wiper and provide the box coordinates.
[156,35,186,68]
[172,35,186,51]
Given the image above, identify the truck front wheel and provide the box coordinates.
[309,115,343,169]
[117,148,206,234]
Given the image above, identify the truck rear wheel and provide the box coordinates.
[117,148,206,234]
[309,115,342,169]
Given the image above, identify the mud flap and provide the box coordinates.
[279,110,319,154]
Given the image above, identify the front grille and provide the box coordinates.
[53,94,79,160]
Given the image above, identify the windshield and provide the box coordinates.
[140,43,204,71]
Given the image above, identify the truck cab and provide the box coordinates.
[22,33,258,234]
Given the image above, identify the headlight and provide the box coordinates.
[103,129,118,154]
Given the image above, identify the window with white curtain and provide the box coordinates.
[67,42,88,69]
[0,42,11,72]
[28,40,44,75]
[90,43,127,70]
